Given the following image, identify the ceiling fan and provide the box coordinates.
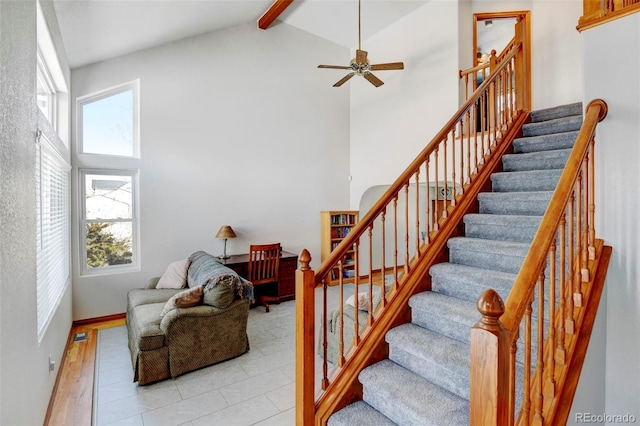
[318,0,404,87]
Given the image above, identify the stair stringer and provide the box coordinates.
[314,111,530,426]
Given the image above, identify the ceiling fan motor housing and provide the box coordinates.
[350,57,371,75]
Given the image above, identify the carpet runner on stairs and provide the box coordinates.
[327,102,583,426]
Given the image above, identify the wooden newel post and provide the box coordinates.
[514,17,527,112]
[470,289,511,426]
[295,249,315,426]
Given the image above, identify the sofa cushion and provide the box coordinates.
[131,303,166,351]
[346,292,370,310]
[157,259,190,289]
[161,286,204,317]
[128,288,183,309]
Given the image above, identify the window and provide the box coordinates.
[36,133,71,342]
[77,81,139,157]
[36,1,68,144]
[80,169,139,274]
[37,50,56,125]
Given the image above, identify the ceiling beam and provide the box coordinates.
[258,0,294,30]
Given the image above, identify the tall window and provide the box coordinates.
[37,50,56,126]
[36,133,71,342]
[77,81,139,157]
[76,80,140,275]
[36,0,68,144]
[80,169,138,274]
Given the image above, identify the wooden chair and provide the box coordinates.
[247,243,281,312]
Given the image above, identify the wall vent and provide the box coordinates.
[73,332,87,343]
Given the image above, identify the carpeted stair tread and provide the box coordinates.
[447,237,530,274]
[328,401,398,426]
[387,323,470,399]
[409,292,478,344]
[522,115,583,137]
[477,191,553,216]
[513,130,579,153]
[409,293,547,366]
[529,102,582,122]
[463,214,542,243]
[359,359,469,426]
[430,263,515,303]
[502,148,572,172]
[490,169,563,192]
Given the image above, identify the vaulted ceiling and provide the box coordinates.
[52,0,430,69]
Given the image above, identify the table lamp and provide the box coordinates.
[215,225,237,259]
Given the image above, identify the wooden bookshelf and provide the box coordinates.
[320,210,359,284]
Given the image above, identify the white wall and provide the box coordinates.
[530,0,583,109]
[71,22,351,320]
[349,1,461,207]
[0,1,73,425]
[583,13,640,423]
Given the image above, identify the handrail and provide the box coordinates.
[470,99,608,425]
[297,17,530,425]
[578,0,640,31]
[502,100,607,331]
[459,62,489,78]
[460,38,519,102]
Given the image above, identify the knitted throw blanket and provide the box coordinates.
[188,251,254,302]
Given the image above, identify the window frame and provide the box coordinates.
[79,168,140,276]
[36,48,57,128]
[76,80,140,158]
[36,132,71,343]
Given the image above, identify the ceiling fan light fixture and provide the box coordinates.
[317,0,404,87]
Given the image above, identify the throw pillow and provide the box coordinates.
[203,276,236,309]
[346,292,370,311]
[161,286,204,317]
[156,259,190,289]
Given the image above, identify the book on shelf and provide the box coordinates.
[331,214,356,225]
[343,269,355,278]
[330,226,353,239]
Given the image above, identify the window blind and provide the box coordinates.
[36,134,70,342]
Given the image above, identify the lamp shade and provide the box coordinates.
[215,225,237,239]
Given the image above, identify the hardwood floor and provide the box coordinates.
[45,315,126,426]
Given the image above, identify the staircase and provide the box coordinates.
[327,102,584,426]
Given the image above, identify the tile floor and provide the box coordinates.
[95,286,346,426]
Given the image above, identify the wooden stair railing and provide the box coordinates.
[470,99,611,425]
[296,18,530,426]
[578,0,640,31]
[460,35,521,104]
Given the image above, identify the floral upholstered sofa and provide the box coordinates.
[127,251,254,385]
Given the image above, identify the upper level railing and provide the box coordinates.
[296,18,530,426]
[469,99,609,425]
[460,38,520,103]
[578,0,640,31]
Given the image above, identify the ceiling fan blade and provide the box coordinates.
[334,72,356,87]
[370,62,405,71]
[318,65,352,70]
[356,49,368,65]
[364,72,384,87]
